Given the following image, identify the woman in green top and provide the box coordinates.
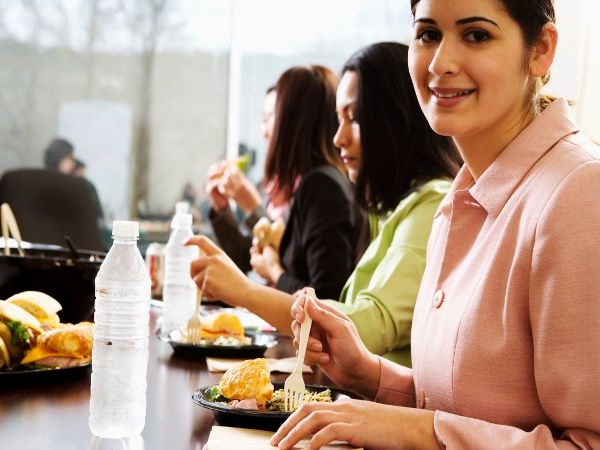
[186,42,461,364]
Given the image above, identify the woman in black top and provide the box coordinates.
[198,65,360,300]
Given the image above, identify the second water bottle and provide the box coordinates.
[161,202,198,337]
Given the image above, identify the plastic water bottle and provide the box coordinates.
[161,202,198,337]
[89,220,151,438]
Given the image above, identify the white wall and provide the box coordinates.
[58,101,133,222]
[550,0,599,141]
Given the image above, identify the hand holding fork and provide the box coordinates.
[283,287,314,412]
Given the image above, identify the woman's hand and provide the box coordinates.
[185,235,251,306]
[290,290,381,398]
[250,244,284,285]
[270,399,438,450]
[205,162,230,213]
[217,164,261,214]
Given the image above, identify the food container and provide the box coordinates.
[0,243,104,324]
[0,202,105,323]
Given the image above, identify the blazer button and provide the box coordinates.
[417,389,426,409]
[433,290,445,308]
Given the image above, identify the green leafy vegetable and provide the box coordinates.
[6,320,30,347]
[207,386,228,403]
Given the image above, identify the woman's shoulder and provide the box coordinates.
[383,178,450,226]
[540,131,600,185]
[560,130,600,162]
[298,165,351,191]
[304,164,347,179]
[416,178,453,196]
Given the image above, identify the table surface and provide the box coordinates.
[0,304,328,450]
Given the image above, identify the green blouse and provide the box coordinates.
[325,179,451,366]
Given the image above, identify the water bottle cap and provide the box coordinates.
[112,220,139,238]
[171,202,192,228]
[175,202,189,214]
[172,212,193,228]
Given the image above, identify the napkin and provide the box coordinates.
[203,426,363,450]
[206,357,313,374]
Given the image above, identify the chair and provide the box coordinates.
[0,168,106,251]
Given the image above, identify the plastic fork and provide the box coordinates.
[186,286,204,344]
[283,287,314,412]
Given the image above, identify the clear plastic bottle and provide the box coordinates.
[161,202,198,337]
[89,220,151,438]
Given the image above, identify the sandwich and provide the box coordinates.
[6,290,62,328]
[0,299,42,368]
[218,358,274,407]
[200,312,245,341]
[208,156,250,182]
[21,321,93,368]
[252,217,285,251]
[0,291,92,370]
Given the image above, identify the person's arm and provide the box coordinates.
[243,204,269,231]
[208,206,252,273]
[185,235,295,335]
[328,186,445,357]
[289,291,383,398]
[276,169,358,298]
[270,294,434,450]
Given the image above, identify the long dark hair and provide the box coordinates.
[342,42,461,214]
[263,65,344,201]
[410,0,557,112]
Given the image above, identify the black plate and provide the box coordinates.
[192,383,349,431]
[166,330,278,359]
[0,364,91,389]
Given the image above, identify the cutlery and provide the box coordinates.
[186,285,204,344]
[283,287,314,412]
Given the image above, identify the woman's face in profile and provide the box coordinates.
[260,90,277,143]
[333,71,361,183]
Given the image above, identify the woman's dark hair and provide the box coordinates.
[43,137,74,171]
[263,65,344,201]
[342,42,461,214]
[410,0,557,112]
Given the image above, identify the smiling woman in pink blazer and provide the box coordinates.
[271,0,600,449]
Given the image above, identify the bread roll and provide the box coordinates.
[6,291,62,327]
[38,322,93,356]
[200,312,245,339]
[252,217,285,251]
[0,300,42,333]
[218,358,274,405]
[21,321,93,366]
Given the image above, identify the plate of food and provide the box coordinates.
[164,311,278,359]
[0,291,93,389]
[192,358,349,431]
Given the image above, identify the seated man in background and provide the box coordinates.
[43,137,104,222]
[43,137,76,174]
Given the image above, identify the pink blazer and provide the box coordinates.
[376,99,600,449]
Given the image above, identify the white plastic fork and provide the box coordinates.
[186,286,203,344]
[283,287,314,412]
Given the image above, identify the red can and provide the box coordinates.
[145,242,165,300]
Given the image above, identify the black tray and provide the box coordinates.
[193,382,349,431]
[165,329,278,359]
[0,364,91,389]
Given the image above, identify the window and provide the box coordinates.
[0,0,597,230]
